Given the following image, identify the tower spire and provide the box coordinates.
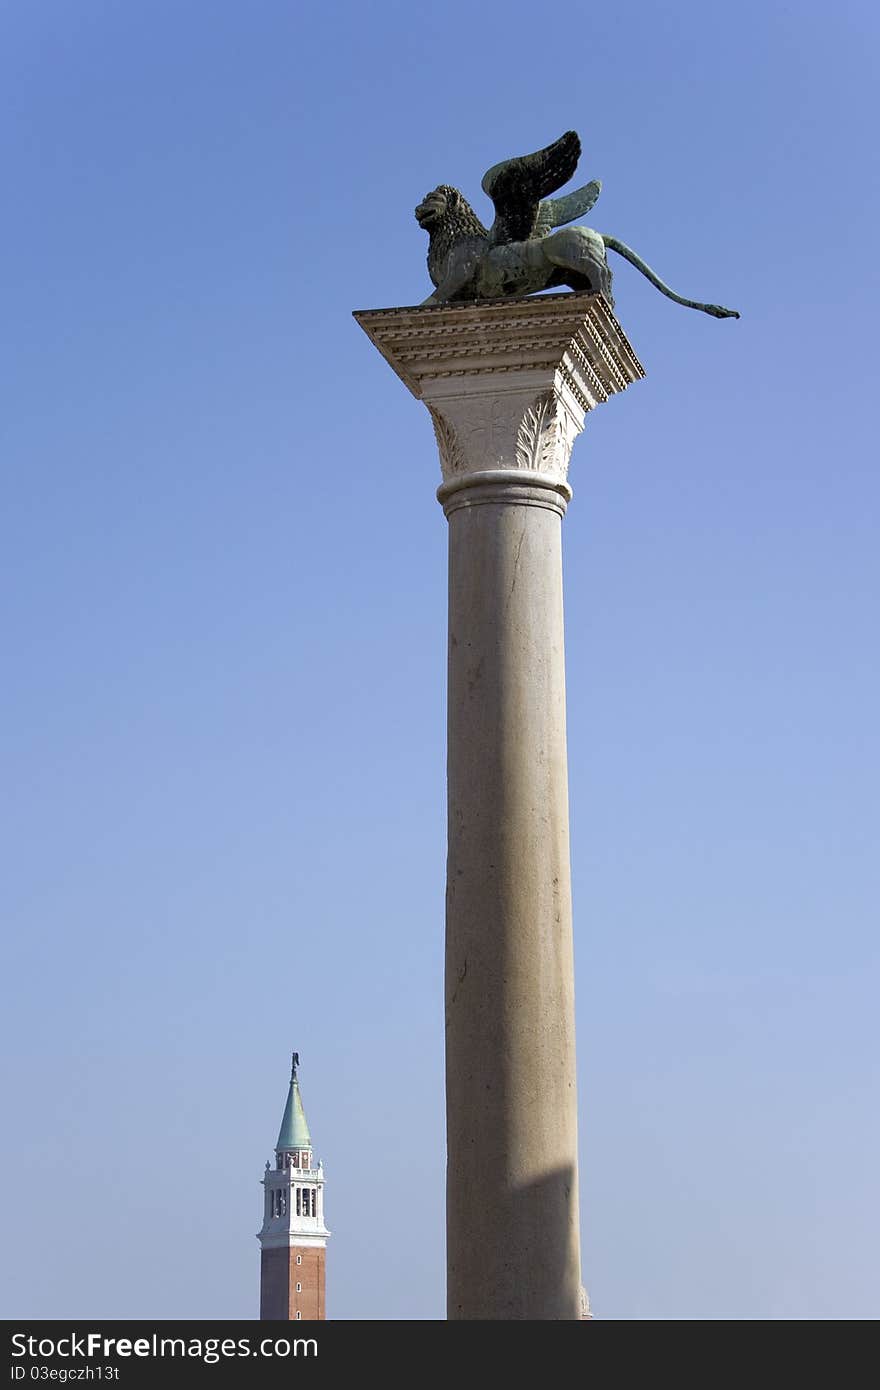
[276,1052,311,1153]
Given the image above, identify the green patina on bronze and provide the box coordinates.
[276,1052,312,1152]
[415,130,739,320]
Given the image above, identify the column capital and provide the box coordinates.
[353,293,644,498]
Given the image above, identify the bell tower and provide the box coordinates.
[257,1053,329,1320]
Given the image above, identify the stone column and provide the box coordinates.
[354,293,643,1319]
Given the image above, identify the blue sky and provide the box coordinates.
[1,0,877,1320]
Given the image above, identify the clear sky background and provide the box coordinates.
[2,1,877,1321]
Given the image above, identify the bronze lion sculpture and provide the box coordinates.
[415,131,739,320]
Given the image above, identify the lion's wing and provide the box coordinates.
[481,131,581,246]
[533,180,603,237]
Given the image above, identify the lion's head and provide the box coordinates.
[415,185,489,289]
[415,185,478,231]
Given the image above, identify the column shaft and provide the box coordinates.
[444,479,580,1320]
[353,292,644,1321]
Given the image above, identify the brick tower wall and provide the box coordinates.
[260,1246,325,1320]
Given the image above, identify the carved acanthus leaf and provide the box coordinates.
[515,392,561,472]
[428,406,465,476]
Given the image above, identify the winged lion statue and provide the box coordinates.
[415,131,739,320]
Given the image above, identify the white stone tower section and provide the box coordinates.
[257,1053,329,1320]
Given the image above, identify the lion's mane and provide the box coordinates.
[425,186,489,289]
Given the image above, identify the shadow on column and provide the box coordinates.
[447,1163,582,1320]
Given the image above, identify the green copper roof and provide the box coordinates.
[276,1056,312,1152]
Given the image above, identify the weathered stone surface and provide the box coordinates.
[355,293,642,1319]
[354,292,644,492]
[444,480,579,1317]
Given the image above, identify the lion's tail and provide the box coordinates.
[601,235,740,319]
